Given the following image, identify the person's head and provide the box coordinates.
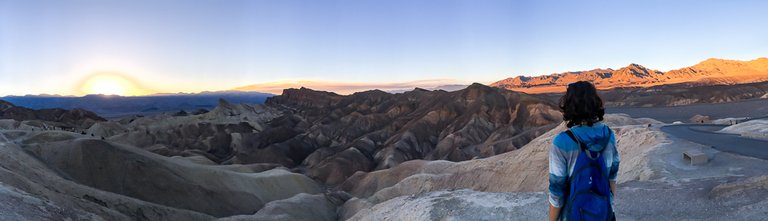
[559,81,605,128]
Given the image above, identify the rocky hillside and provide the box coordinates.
[106,98,281,163]
[0,99,106,129]
[492,57,768,93]
[600,81,768,107]
[254,83,562,185]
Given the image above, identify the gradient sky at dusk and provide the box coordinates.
[1,0,767,96]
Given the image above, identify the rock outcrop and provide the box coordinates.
[86,121,127,138]
[106,99,281,163]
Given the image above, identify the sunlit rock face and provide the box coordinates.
[597,80,768,107]
[491,57,768,94]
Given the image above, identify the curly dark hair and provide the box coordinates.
[559,81,605,128]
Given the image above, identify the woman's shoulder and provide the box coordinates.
[552,131,579,151]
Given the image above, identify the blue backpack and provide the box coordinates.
[563,130,614,221]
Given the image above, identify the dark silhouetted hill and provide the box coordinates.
[1,91,273,118]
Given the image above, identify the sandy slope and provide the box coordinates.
[0,127,323,219]
[0,132,213,220]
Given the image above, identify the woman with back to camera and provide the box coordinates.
[548,81,618,221]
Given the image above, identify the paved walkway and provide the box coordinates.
[661,124,768,160]
[608,98,768,123]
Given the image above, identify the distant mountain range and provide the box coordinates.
[385,84,469,93]
[491,57,768,93]
[233,79,468,95]
[1,91,273,119]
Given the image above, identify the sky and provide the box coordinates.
[1,0,767,96]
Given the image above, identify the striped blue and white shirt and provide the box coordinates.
[548,122,619,209]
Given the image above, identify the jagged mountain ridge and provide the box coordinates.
[491,57,768,93]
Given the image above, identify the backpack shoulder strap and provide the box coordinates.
[564,130,587,151]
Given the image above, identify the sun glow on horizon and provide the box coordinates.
[78,73,149,96]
